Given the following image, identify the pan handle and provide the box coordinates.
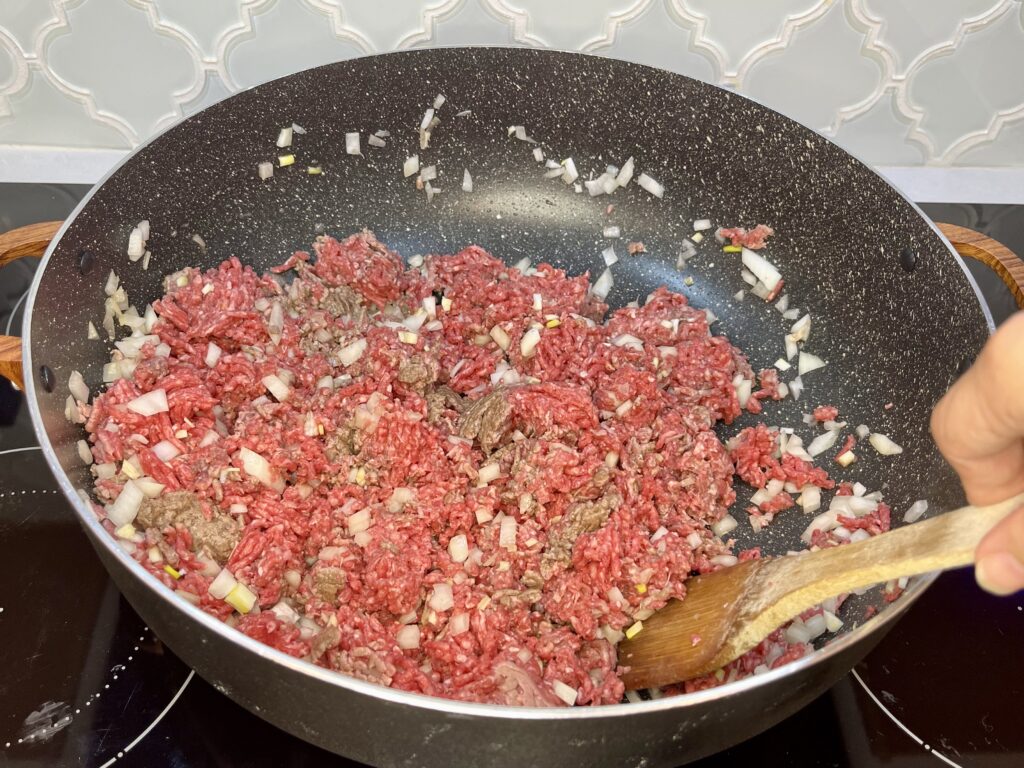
[0,220,1019,391]
[937,222,1024,310]
[0,221,63,389]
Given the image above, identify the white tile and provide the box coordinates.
[151,0,257,61]
[320,0,463,51]
[953,115,1024,167]
[484,0,651,49]
[831,90,925,166]
[421,0,520,47]
[743,2,882,132]
[0,0,59,56]
[224,0,365,90]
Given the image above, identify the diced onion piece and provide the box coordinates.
[603,226,621,239]
[806,430,839,457]
[448,534,469,563]
[711,555,738,567]
[775,358,791,371]
[258,162,274,180]
[712,514,738,537]
[462,168,473,192]
[775,294,790,313]
[108,480,144,526]
[868,432,903,456]
[449,612,470,636]
[433,93,446,109]
[532,147,544,163]
[77,439,93,465]
[693,218,712,231]
[489,324,511,351]
[800,485,821,513]
[592,268,613,300]
[262,374,291,402]
[789,376,804,401]
[397,625,420,649]
[691,232,704,244]
[126,388,169,416]
[429,582,454,612]
[836,451,857,467]
[798,352,827,376]
[403,155,420,177]
[205,342,222,368]
[87,321,99,340]
[740,269,757,287]
[790,313,812,342]
[478,463,501,486]
[135,477,166,498]
[616,157,634,188]
[225,582,257,614]
[368,134,386,148]
[338,338,367,366]
[270,601,299,624]
[784,335,799,361]
[276,127,293,147]
[69,370,89,403]
[824,611,844,633]
[741,248,782,292]
[151,440,180,462]
[420,108,435,132]
[345,132,360,155]
[209,568,237,599]
[903,499,928,523]
[855,424,871,439]
[552,680,578,707]
[733,290,745,302]
[278,154,295,167]
[499,516,517,550]
[520,327,541,358]
[347,508,372,534]
[561,158,578,185]
[636,173,664,198]
[127,227,145,259]
[239,447,283,491]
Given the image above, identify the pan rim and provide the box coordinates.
[21,46,989,721]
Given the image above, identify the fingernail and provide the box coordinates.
[975,553,1024,596]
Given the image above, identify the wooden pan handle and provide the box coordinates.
[937,222,1024,310]
[0,221,62,390]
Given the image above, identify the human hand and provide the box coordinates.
[931,311,1024,595]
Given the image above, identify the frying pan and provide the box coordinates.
[3,49,1024,767]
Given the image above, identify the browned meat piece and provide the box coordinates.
[312,566,346,603]
[325,425,358,461]
[397,355,439,392]
[320,285,367,323]
[492,588,542,607]
[521,570,544,589]
[627,241,646,255]
[136,491,241,564]
[458,389,511,453]
[425,385,465,424]
[310,623,341,662]
[328,647,395,687]
[540,489,621,579]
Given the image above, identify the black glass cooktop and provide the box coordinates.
[0,184,1021,768]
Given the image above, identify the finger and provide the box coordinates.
[975,506,1024,595]
[931,311,1024,506]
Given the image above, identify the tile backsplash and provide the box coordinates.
[1,0,1022,176]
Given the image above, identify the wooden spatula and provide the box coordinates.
[618,492,1024,690]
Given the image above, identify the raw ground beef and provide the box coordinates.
[82,229,888,707]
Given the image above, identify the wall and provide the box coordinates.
[1,0,1023,200]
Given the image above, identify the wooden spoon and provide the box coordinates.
[618,492,1024,690]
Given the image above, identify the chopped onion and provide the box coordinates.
[135,477,165,498]
[741,248,782,292]
[693,219,712,231]
[603,226,621,239]
[368,134,386,148]
[552,680,578,707]
[616,157,634,187]
[855,424,871,440]
[225,583,257,614]
[612,333,643,349]
[276,127,293,148]
[478,463,501,486]
[396,625,420,650]
[429,582,454,612]
[775,358,791,371]
[239,447,283,491]
[126,388,169,416]
[799,485,821,513]
[807,430,839,458]
[152,440,180,462]
[804,614,828,639]
[592,268,613,300]
[789,376,804,401]
[419,165,437,182]
[258,162,273,180]
[107,480,144,526]
[561,158,578,185]
[711,554,738,567]
[499,516,517,550]
[198,430,219,448]
[433,93,446,109]
[104,270,120,297]
[127,227,145,259]
[205,342,222,368]
[338,338,367,366]
[733,290,745,302]
[802,510,839,543]
[775,294,790,313]
[740,269,757,287]
[903,500,928,523]
[868,432,903,456]
[636,173,664,198]
[790,314,812,342]
[262,374,291,402]
[449,612,470,636]
[712,514,738,537]
[209,568,237,599]
[68,370,89,403]
[824,611,844,633]
[403,155,420,177]
[76,439,93,465]
[420,108,435,132]
[784,335,799,361]
[462,169,473,192]
[448,534,469,563]
[520,327,541,358]
[347,508,372,534]
[735,378,752,408]
[798,352,827,376]
[782,308,801,320]
[785,622,813,644]
[532,147,544,163]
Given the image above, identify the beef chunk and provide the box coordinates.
[137,491,240,564]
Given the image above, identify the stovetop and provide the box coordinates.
[1,184,1021,768]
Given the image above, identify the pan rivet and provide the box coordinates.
[899,247,917,272]
[78,249,95,276]
[39,365,55,393]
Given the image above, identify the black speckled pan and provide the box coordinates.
[23,49,991,767]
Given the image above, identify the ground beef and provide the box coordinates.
[812,405,838,422]
[718,224,774,250]
[86,231,883,707]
